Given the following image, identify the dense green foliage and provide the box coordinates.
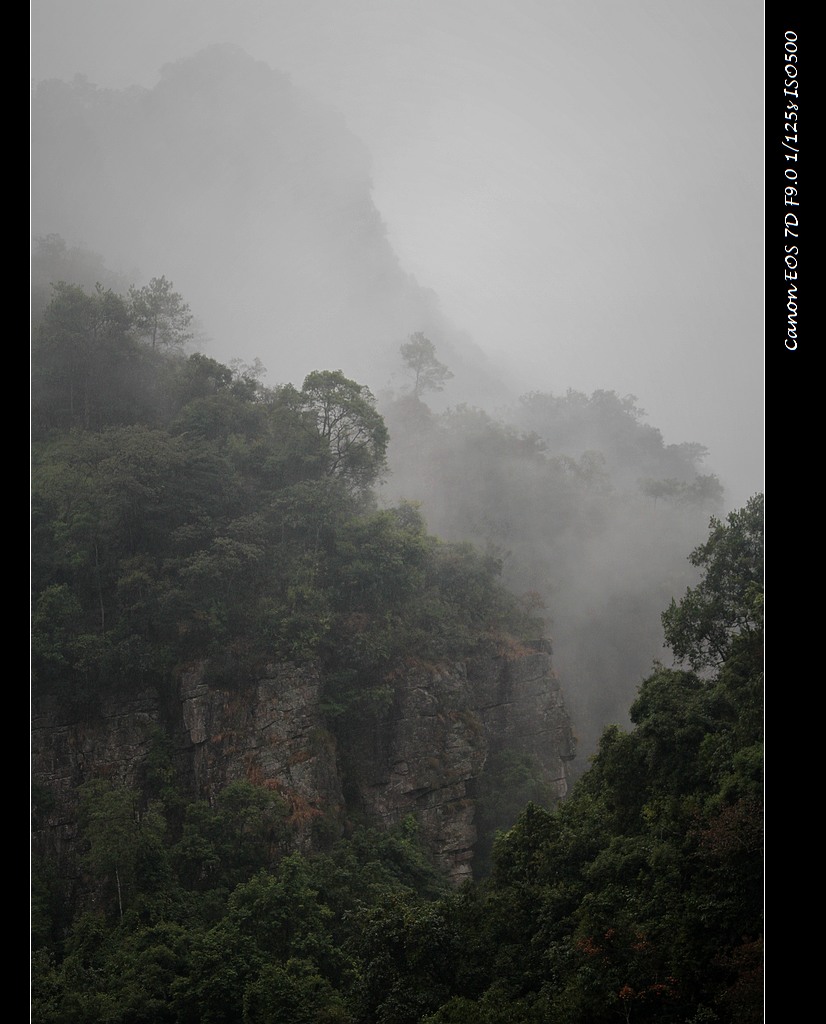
[446,496,764,1023]
[31,274,540,718]
[32,489,763,1022]
[31,268,762,1022]
[32,779,450,1024]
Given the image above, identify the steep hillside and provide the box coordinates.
[30,44,507,406]
[32,644,574,889]
[31,281,574,892]
[378,390,724,758]
[31,490,763,1024]
[32,46,729,762]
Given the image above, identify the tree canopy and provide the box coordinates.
[662,494,764,671]
[31,270,761,1023]
[32,492,763,1022]
[298,370,389,495]
[31,281,539,704]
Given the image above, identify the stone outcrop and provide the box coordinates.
[178,661,345,847]
[31,642,575,884]
[340,641,575,881]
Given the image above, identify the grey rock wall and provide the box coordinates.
[31,644,575,883]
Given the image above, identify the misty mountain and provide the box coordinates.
[31,43,732,762]
[31,43,508,405]
[378,391,723,759]
[30,20,763,1019]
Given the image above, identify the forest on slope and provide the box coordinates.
[378,380,725,759]
[32,229,727,764]
[31,44,738,761]
[31,30,764,1020]
[32,274,540,713]
[31,263,763,1021]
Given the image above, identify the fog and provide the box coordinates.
[31,0,763,510]
[31,0,764,762]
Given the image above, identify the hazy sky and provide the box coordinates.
[30,0,764,511]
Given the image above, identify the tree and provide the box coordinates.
[400,333,454,397]
[352,892,462,1024]
[661,494,764,671]
[129,275,193,349]
[32,282,137,431]
[243,959,350,1024]
[299,370,388,495]
[172,781,290,894]
[77,779,168,921]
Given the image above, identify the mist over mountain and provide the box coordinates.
[32,44,737,760]
[30,23,764,1018]
[31,44,510,408]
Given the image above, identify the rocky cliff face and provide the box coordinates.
[31,642,575,884]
